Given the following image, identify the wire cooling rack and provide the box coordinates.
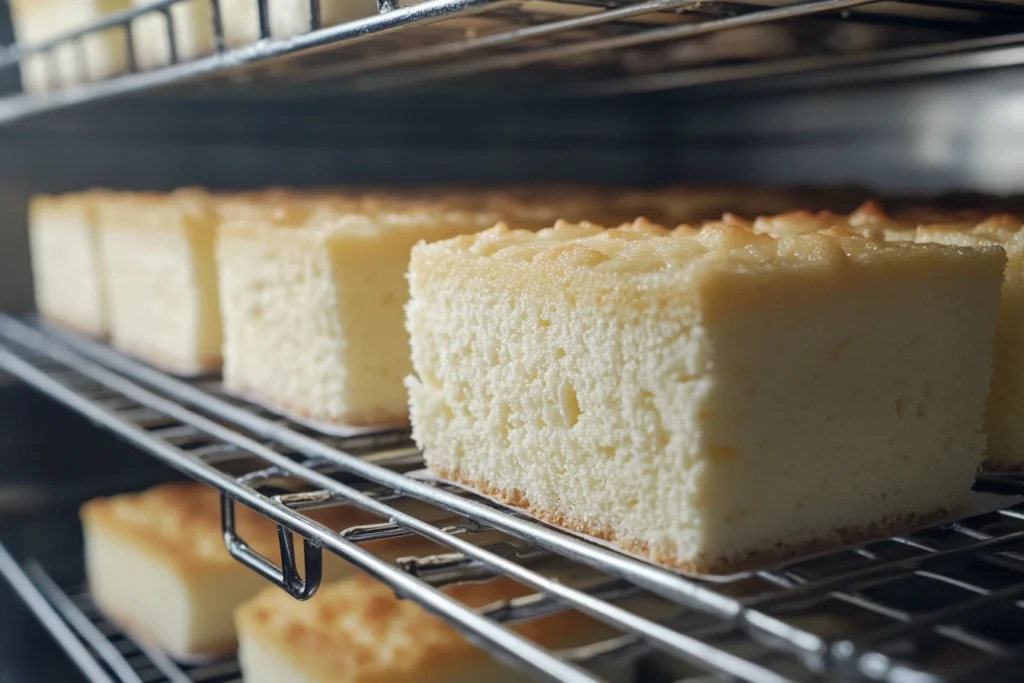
[5,312,1024,682]
[2,0,1024,120]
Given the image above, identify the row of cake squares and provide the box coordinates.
[30,186,1024,576]
[81,481,619,681]
[28,185,828,429]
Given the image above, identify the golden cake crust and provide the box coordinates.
[236,574,607,683]
[95,188,216,233]
[418,219,1003,277]
[434,465,956,575]
[80,482,409,578]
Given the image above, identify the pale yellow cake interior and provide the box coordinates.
[913,216,1024,467]
[97,190,223,375]
[28,192,108,337]
[216,196,508,427]
[408,222,1003,572]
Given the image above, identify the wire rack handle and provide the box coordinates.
[220,493,324,600]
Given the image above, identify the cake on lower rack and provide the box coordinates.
[235,574,619,683]
[81,482,439,659]
[96,190,223,375]
[406,221,1004,574]
[28,192,109,337]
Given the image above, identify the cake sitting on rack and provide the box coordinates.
[235,574,618,683]
[214,186,819,433]
[914,217,1024,469]
[746,203,1024,471]
[81,482,440,659]
[96,189,224,376]
[215,194,508,431]
[28,192,109,337]
[406,221,1003,574]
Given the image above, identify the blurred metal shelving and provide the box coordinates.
[1,0,1024,121]
[4,314,1024,681]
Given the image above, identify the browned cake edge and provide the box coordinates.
[432,464,958,576]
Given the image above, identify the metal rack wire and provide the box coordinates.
[0,541,242,683]
[3,313,1024,682]
[2,0,1024,121]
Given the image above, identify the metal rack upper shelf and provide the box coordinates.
[2,0,1024,123]
[5,313,1024,682]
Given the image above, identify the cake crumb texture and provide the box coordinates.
[408,222,1003,573]
[97,189,223,375]
[28,191,109,337]
[236,574,614,683]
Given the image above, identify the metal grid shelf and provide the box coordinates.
[6,313,1024,682]
[3,0,1024,122]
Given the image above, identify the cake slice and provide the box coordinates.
[407,221,1003,574]
[8,0,131,91]
[215,194,509,430]
[28,192,108,337]
[748,202,1024,470]
[236,574,618,683]
[82,482,439,659]
[97,190,222,375]
[913,216,1024,469]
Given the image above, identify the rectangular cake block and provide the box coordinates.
[28,192,108,337]
[748,202,1024,469]
[407,221,1004,574]
[215,195,506,428]
[82,482,438,659]
[9,0,131,91]
[914,216,1024,469]
[236,574,618,683]
[97,190,223,375]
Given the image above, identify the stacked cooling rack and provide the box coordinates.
[3,312,1024,682]
[7,2,1024,681]
[2,0,1024,121]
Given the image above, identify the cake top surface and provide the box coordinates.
[914,214,1024,247]
[81,482,384,574]
[93,188,217,230]
[735,201,1024,246]
[237,574,603,681]
[218,192,513,238]
[414,218,1004,279]
[29,190,111,218]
